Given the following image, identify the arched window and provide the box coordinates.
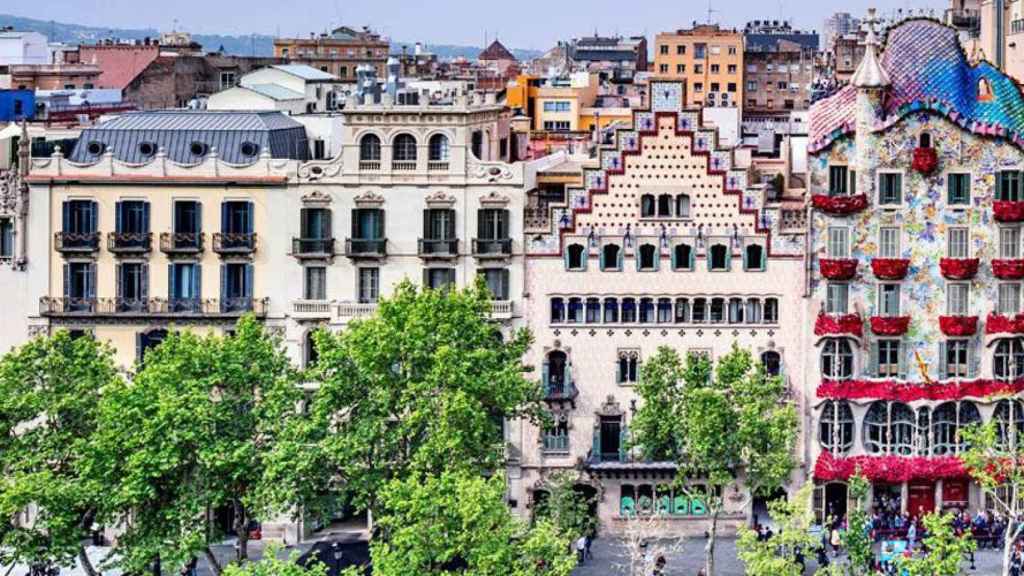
[550,297,565,323]
[890,403,916,456]
[958,402,981,451]
[638,244,658,270]
[994,338,1024,381]
[657,298,673,323]
[919,132,932,149]
[546,350,568,392]
[931,402,980,455]
[746,298,762,323]
[618,351,639,383]
[657,194,672,217]
[728,297,744,324]
[639,297,655,323]
[709,244,729,271]
[393,134,418,162]
[995,399,1024,450]
[761,350,781,377]
[603,298,619,323]
[602,244,621,270]
[566,243,586,270]
[764,298,779,323]
[821,338,854,380]
[620,485,636,516]
[692,298,707,323]
[709,298,725,323]
[819,400,854,454]
[744,244,765,271]
[640,194,656,217]
[676,194,691,219]
[863,402,889,454]
[675,298,690,323]
[304,330,319,368]
[428,133,450,161]
[585,297,601,323]
[621,297,637,323]
[567,297,583,323]
[674,244,693,271]
[359,133,381,161]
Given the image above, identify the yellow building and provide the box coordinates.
[507,72,599,133]
[654,24,744,110]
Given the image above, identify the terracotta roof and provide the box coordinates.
[478,40,516,61]
[78,45,161,90]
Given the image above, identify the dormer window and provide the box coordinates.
[979,77,994,102]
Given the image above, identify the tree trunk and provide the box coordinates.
[203,547,223,576]
[77,546,99,576]
[233,501,249,563]
[151,555,161,576]
[704,508,719,576]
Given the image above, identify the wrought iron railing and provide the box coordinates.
[39,297,268,317]
[159,232,204,254]
[292,237,335,257]
[212,233,257,254]
[107,232,152,253]
[472,238,512,256]
[345,238,387,257]
[54,232,100,252]
[418,238,459,257]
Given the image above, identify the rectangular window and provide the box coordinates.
[478,268,510,300]
[828,166,849,196]
[304,266,326,301]
[998,171,1022,202]
[660,45,669,55]
[945,340,970,378]
[542,101,571,112]
[222,201,254,234]
[117,262,147,307]
[358,267,379,303]
[542,121,571,131]
[878,173,903,206]
[1002,227,1021,259]
[477,209,509,240]
[947,228,969,258]
[747,81,757,91]
[999,283,1022,315]
[879,227,900,258]
[425,268,455,291]
[877,339,901,378]
[0,218,12,258]
[710,65,720,74]
[353,208,384,240]
[64,261,95,311]
[116,200,149,234]
[174,201,201,234]
[222,263,253,311]
[300,207,331,240]
[169,262,200,311]
[676,64,685,74]
[826,283,849,314]
[827,227,850,258]
[694,43,707,59]
[64,199,97,234]
[693,82,703,93]
[424,209,455,240]
[693,64,704,74]
[728,64,737,74]
[947,173,971,205]
[676,44,685,55]
[947,283,969,315]
[659,64,669,74]
[879,284,901,317]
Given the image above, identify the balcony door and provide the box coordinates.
[222,201,254,235]
[353,208,384,240]
[174,201,201,234]
[169,263,201,311]
[301,208,332,240]
[477,209,509,240]
[599,416,622,462]
[116,201,150,235]
[424,209,455,240]
[116,262,149,311]
[63,200,97,234]
[221,263,253,312]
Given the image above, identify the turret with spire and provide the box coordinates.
[853,8,890,203]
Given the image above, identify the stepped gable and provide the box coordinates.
[810,18,1024,152]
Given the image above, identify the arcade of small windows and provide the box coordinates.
[619,484,714,517]
[822,337,1022,382]
[549,295,780,325]
[565,241,767,272]
[640,193,691,219]
[819,400,982,457]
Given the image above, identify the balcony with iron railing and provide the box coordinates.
[54,231,101,254]
[292,237,335,259]
[472,238,513,258]
[107,232,153,255]
[345,238,387,258]
[212,233,257,256]
[160,232,205,255]
[418,238,459,258]
[39,296,269,317]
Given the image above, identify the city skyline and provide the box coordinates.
[15,0,946,50]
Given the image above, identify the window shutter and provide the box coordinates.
[221,202,229,233]
[167,264,175,300]
[671,246,678,270]
[743,246,749,270]
[377,209,385,239]
[422,268,429,288]
[142,202,150,232]
[246,202,254,234]
[477,209,487,239]
[351,209,360,237]
[300,208,310,237]
[115,264,122,300]
[194,264,202,300]
[499,209,509,239]
[849,170,857,195]
[89,201,98,233]
[938,342,947,380]
[115,201,123,234]
[897,341,908,380]
[600,247,607,271]
[220,264,228,301]
[616,359,624,383]
[636,249,643,272]
[617,247,623,270]
[87,264,96,299]
[725,244,733,272]
[62,263,70,299]
[141,264,149,301]
[323,209,333,240]
[500,269,510,300]
[446,209,456,239]
[968,341,979,379]
[422,210,431,239]
[563,361,572,389]
[653,248,660,271]
[689,245,696,270]
[245,264,254,299]
[195,202,203,233]
[61,201,70,232]
[868,340,880,378]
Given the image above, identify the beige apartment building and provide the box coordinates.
[653,24,744,110]
[273,25,389,79]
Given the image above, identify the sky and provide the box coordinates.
[23,0,949,50]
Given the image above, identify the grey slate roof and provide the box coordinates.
[69,110,310,166]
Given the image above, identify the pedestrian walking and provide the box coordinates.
[906,521,917,551]
[830,525,842,557]
[575,534,586,564]
[584,532,593,560]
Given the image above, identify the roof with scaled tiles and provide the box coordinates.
[809,18,1024,152]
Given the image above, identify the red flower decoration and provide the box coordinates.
[911,147,938,175]
[814,313,863,337]
[870,316,911,335]
[939,258,980,280]
[871,258,910,280]
[811,194,869,215]
[993,259,1024,280]
[817,378,1024,402]
[986,312,1024,335]
[994,201,1024,223]
[820,258,859,280]
[939,315,978,336]
[814,452,966,483]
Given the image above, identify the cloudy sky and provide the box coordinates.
[20,0,947,49]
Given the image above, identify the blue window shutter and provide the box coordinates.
[142,202,151,233]
[581,247,587,271]
[62,263,69,299]
[599,248,606,271]
[115,264,122,300]
[706,249,713,271]
[689,245,695,270]
[938,342,947,380]
[653,249,660,272]
[61,201,70,231]
[87,263,96,299]
[246,202,255,233]
[141,264,149,301]
[725,244,732,272]
[194,264,202,300]
[195,202,203,233]
[245,264,254,299]
[114,201,123,234]
[563,245,570,270]
[617,247,623,270]
[563,362,572,389]
[89,201,98,233]
[636,249,642,272]
[743,246,749,270]
[220,264,227,301]
[220,202,228,233]
[168,264,175,299]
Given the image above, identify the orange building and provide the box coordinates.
[654,24,744,110]
[273,26,388,79]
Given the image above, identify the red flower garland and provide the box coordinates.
[994,201,1024,223]
[820,258,859,280]
[911,147,938,175]
[811,194,869,215]
[814,452,966,483]
[993,259,1024,280]
[814,313,863,337]
[939,315,978,336]
[986,312,1024,335]
[817,378,1024,402]
[871,258,910,280]
[939,258,980,280]
[870,316,911,336]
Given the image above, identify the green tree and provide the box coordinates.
[960,420,1024,576]
[262,280,545,524]
[737,484,819,576]
[221,546,327,576]
[90,316,300,574]
[894,512,975,576]
[842,472,873,576]
[0,331,121,576]
[630,344,798,576]
[370,470,576,576]
[532,471,594,539]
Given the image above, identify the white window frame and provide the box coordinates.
[878,283,901,317]
[826,283,849,315]
[877,171,904,207]
[999,283,1022,315]
[947,283,970,316]
[878,227,900,259]
[827,227,851,258]
[947,227,970,259]
[1001,227,1022,259]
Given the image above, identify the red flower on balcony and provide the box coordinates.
[986,312,1024,335]
[820,258,859,280]
[814,313,863,337]
[870,316,911,336]
[817,378,1024,402]
[811,193,869,215]
[814,452,966,483]
[871,258,910,280]
[993,259,1024,280]
[911,147,938,175]
[939,315,979,336]
[939,258,980,280]
[994,201,1024,223]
